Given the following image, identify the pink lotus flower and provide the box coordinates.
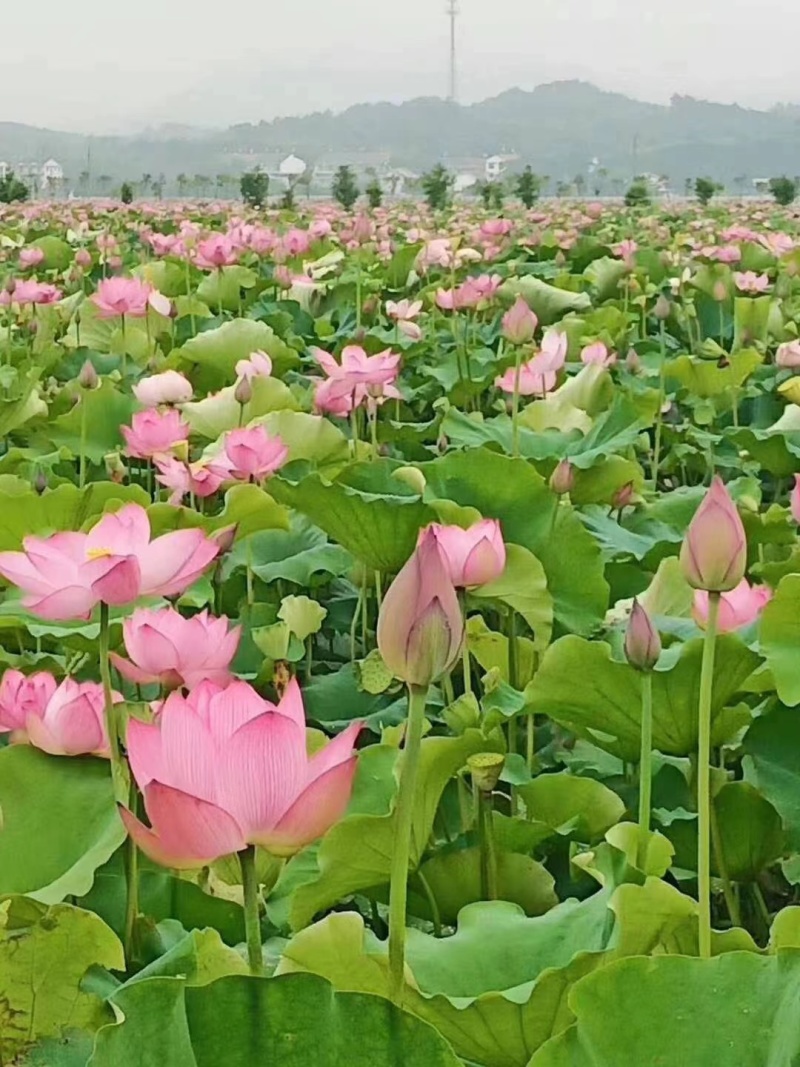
[110,606,240,690]
[75,249,92,269]
[495,329,567,396]
[616,239,638,267]
[791,475,800,524]
[502,296,538,345]
[133,371,193,407]
[680,477,747,592]
[424,520,506,587]
[624,599,661,671]
[148,233,180,257]
[385,299,422,322]
[777,341,800,369]
[0,669,57,737]
[0,503,219,620]
[761,232,795,257]
[733,271,770,294]
[92,276,155,318]
[703,244,741,265]
[222,426,288,481]
[194,234,239,270]
[235,350,273,382]
[122,409,190,460]
[311,344,401,413]
[480,218,513,238]
[581,341,617,367]
[0,280,62,306]
[154,455,230,506]
[417,238,454,272]
[19,247,44,269]
[24,677,121,758]
[119,677,362,865]
[693,579,772,633]
[377,527,464,687]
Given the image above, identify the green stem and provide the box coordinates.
[120,314,127,375]
[388,684,429,1004]
[637,671,654,869]
[651,321,667,491]
[355,262,362,330]
[350,408,359,458]
[79,396,88,489]
[710,797,741,928]
[474,780,498,900]
[460,591,472,696]
[123,782,140,963]
[98,602,123,780]
[416,870,442,937]
[246,538,254,607]
[697,590,720,959]
[526,714,536,772]
[239,846,264,976]
[370,403,379,460]
[510,347,523,458]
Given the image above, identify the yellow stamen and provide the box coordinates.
[86,547,113,560]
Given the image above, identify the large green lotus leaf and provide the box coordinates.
[195,265,257,312]
[470,543,553,652]
[517,774,625,842]
[179,319,299,386]
[302,665,407,732]
[529,951,800,1067]
[234,515,352,586]
[569,456,644,506]
[267,730,497,932]
[31,235,73,271]
[255,410,350,470]
[0,372,48,436]
[134,259,188,299]
[0,747,125,902]
[759,574,800,706]
[270,460,436,572]
[733,295,772,350]
[44,379,136,464]
[527,634,761,761]
[182,376,298,438]
[665,347,762,397]
[385,242,422,290]
[665,782,784,882]
[501,277,592,325]
[0,898,122,1064]
[277,911,603,1067]
[91,973,462,1067]
[728,426,800,478]
[415,848,557,924]
[743,702,800,850]
[421,451,608,635]
[62,300,153,361]
[120,928,248,988]
[582,256,629,302]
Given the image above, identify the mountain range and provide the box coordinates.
[2,81,800,195]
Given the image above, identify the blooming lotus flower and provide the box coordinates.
[581,341,617,367]
[733,271,770,294]
[194,234,239,270]
[680,477,747,592]
[417,238,453,272]
[110,606,240,690]
[0,280,62,306]
[502,296,538,345]
[222,426,288,481]
[16,677,122,758]
[235,350,273,383]
[148,233,180,257]
[693,579,772,633]
[92,276,157,318]
[624,599,661,671]
[480,218,513,238]
[19,247,44,269]
[119,678,362,866]
[495,329,567,395]
[311,344,401,413]
[616,239,638,266]
[377,527,464,687]
[0,669,57,737]
[154,455,230,506]
[122,409,190,460]
[777,341,800,369]
[424,520,506,588]
[75,249,92,269]
[133,371,193,407]
[761,231,795,257]
[385,299,422,323]
[0,503,219,620]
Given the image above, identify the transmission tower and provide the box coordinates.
[446,0,459,102]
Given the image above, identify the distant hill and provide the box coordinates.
[2,81,800,195]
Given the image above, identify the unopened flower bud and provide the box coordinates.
[501,296,538,346]
[234,376,253,406]
[680,476,747,592]
[212,524,238,554]
[550,459,575,495]
[654,294,671,320]
[78,359,98,390]
[33,470,47,495]
[104,452,128,483]
[624,599,661,672]
[626,348,642,373]
[712,280,728,302]
[612,482,635,510]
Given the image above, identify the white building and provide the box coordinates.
[41,159,64,189]
[0,162,8,180]
[278,153,306,178]
[485,154,518,182]
[454,172,479,194]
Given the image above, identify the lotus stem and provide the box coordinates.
[239,845,264,976]
[98,602,123,780]
[651,320,667,490]
[474,778,498,901]
[388,683,429,1004]
[697,590,720,959]
[510,347,523,458]
[637,671,654,869]
[79,396,88,490]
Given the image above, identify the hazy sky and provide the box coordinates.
[3,0,799,132]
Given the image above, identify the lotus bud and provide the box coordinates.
[33,470,47,495]
[654,294,671,320]
[550,459,575,496]
[501,296,538,346]
[792,475,800,525]
[712,280,728,302]
[467,752,506,793]
[377,528,464,688]
[679,476,747,592]
[624,599,661,671]
[234,376,253,406]
[626,348,642,373]
[75,248,92,269]
[612,482,635,510]
[104,451,128,483]
[212,524,238,555]
[78,359,98,390]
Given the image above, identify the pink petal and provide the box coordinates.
[274,676,306,731]
[109,652,160,687]
[138,529,218,597]
[125,716,165,787]
[203,679,266,743]
[90,557,142,605]
[217,713,307,838]
[87,504,151,556]
[159,696,218,802]
[24,587,97,621]
[257,757,359,856]
[307,720,362,780]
